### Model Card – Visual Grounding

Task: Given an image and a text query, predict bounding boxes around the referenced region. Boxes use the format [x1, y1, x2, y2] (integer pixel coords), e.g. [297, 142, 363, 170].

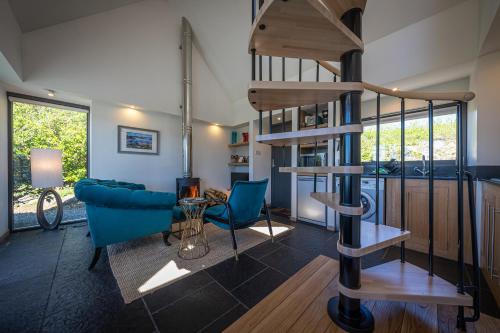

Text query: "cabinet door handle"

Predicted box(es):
[487, 204, 491, 272]
[492, 208, 499, 279]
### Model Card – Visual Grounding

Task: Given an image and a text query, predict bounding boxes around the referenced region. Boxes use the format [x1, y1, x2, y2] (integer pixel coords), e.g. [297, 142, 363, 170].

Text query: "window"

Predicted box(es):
[8, 95, 89, 230]
[361, 111, 457, 162]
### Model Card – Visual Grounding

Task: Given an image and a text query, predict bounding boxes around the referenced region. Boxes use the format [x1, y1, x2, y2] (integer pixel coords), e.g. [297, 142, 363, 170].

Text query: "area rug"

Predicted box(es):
[107, 220, 293, 303]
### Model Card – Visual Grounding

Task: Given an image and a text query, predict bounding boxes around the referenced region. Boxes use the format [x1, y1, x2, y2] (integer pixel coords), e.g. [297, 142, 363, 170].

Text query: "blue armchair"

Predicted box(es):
[74, 178, 176, 270]
[203, 179, 273, 260]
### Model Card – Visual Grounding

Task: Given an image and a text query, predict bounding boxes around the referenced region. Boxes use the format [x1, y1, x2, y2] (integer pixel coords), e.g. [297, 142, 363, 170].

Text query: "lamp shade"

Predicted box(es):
[30, 148, 63, 188]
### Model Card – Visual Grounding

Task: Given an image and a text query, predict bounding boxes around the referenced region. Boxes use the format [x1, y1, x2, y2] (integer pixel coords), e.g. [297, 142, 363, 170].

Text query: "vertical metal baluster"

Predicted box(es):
[313, 61, 319, 192]
[297, 59, 302, 168]
[400, 98, 406, 263]
[375, 93, 381, 225]
[252, 0, 263, 136]
[456, 101, 466, 329]
[282, 57, 286, 132]
[333, 74, 337, 194]
[428, 100, 434, 276]
[269, 56, 272, 134]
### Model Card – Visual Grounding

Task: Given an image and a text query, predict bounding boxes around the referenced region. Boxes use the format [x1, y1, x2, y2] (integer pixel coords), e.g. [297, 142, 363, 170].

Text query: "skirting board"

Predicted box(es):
[0, 230, 9, 244]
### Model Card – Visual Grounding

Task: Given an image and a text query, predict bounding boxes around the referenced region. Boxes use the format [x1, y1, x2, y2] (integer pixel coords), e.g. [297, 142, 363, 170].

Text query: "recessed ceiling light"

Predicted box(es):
[47, 89, 55, 97]
[392, 87, 399, 92]
[277, 117, 281, 120]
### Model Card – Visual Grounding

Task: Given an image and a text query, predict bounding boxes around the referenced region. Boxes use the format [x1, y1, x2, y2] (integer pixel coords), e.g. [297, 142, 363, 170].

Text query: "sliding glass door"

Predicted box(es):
[8, 94, 89, 231]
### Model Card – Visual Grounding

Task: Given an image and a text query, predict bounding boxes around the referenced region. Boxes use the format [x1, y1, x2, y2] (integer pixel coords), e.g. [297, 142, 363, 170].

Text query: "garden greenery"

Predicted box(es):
[12, 102, 87, 200]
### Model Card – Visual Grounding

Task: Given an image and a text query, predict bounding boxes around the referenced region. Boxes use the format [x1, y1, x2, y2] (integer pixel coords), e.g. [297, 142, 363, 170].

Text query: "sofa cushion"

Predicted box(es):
[172, 205, 186, 221]
[74, 178, 175, 209]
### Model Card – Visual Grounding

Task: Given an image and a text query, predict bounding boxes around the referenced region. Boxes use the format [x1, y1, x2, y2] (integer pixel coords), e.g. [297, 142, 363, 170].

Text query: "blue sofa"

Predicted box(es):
[74, 178, 176, 270]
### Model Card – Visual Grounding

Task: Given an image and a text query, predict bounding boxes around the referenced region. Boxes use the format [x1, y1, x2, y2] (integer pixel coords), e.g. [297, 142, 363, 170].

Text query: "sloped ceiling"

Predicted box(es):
[8, 0, 145, 33]
[170, 0, 469, 102]
[6, 0, 477, 121]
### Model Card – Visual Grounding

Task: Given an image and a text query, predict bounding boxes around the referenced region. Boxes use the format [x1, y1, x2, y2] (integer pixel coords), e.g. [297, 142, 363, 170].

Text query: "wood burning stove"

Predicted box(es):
[176, 177, 200, 201]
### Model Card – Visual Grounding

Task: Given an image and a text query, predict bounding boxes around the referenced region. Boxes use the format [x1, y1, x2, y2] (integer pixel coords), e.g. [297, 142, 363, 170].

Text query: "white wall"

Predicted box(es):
[21, 0, 233, 125]
[250, 120, 272, 203]
[0, 0, 23, 81]
[469, 50, 500, 165]
[363, 0, 478, 86]
[90, 101, 230, 193]
[0, 84, 9, 238]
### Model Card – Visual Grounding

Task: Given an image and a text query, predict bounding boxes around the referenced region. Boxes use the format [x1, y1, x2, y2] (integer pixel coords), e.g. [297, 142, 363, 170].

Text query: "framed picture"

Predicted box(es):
[118, 126, 159, 155]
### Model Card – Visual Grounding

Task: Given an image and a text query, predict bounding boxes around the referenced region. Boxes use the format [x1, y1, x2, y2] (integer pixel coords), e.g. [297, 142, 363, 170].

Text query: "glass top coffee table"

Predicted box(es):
[177, 197, 209, 259]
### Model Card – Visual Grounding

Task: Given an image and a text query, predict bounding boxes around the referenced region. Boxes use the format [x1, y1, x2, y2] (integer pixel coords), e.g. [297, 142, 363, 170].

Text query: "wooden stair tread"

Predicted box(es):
[337, 221, 411, 257]
[248, 81, 363, 111]
[311, 192, 363, 215]
[280, 166, 363, 174]
[256, 125, 362, 146]
[249, 0, 363, 61]
[339, 260, 473, 307]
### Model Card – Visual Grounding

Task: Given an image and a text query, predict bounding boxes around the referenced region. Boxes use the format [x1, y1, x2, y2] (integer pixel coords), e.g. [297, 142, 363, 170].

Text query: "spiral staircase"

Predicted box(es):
[244, 0, 479, 332]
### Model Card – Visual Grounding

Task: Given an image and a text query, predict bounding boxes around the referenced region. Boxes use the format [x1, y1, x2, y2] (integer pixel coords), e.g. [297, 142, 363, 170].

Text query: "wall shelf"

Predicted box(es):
[228, 162, 249, 167]
[228, 142, 249, 148]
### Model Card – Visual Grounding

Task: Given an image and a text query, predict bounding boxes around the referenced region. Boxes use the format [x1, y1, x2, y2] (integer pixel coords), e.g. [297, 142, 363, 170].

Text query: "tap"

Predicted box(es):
[414, 155, 430, 176]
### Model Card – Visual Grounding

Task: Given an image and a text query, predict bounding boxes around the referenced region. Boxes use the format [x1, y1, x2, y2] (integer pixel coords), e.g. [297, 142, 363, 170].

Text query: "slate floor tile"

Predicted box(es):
[45, 258, 118, 316]
[205, 253, 266, 290]
[42, 292, 154, 333]
[0, 274, 53, 333]
[260, 244, 314, 276]
[200, 304, 248, 333]
[231, 267, 287, 308]
[243, 239, 282, 259]
[144, 270, 214, 313]
[153, 281, 237, 333]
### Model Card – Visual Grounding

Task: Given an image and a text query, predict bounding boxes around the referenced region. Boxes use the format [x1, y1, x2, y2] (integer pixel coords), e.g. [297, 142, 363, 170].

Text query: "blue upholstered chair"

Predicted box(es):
[203, 179, 273, 260]
[74, 178, 176, 270]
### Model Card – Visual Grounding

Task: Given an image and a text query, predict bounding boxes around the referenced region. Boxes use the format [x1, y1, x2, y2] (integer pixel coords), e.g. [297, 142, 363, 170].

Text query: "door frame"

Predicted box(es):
[6, 92, 91, 232]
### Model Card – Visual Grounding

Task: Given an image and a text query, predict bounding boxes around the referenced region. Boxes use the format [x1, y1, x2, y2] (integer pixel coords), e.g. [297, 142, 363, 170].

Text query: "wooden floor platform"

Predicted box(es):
[225, 255, 500, 333]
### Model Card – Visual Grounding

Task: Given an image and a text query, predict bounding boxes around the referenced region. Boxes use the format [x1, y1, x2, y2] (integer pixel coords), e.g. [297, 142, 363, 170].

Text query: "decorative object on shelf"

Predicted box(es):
[231, 131, 238, 144]
[304, 115, 315, 126]
[118, 125, 159, 155]
[322, 110, 328, 120]
[30, 148, 64, 230]
[231, 154, 239, 163]
[242, 132, 249, 143]
[178, 197, 209, 259]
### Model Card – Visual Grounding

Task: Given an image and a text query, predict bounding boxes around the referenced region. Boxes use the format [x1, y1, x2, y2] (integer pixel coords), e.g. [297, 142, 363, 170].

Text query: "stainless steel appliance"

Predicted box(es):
[360, 178, 384, 223]
[298, 175, 327, 226]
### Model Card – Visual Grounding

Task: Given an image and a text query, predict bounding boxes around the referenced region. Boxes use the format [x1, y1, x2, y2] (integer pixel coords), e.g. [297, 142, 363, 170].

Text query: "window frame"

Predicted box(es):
[7, 92, 91, 232]
[360, 101, 466, 164]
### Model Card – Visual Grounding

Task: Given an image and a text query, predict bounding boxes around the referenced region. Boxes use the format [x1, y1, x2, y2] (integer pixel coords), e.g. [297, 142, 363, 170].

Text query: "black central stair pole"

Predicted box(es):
[328, 8, 374, 333]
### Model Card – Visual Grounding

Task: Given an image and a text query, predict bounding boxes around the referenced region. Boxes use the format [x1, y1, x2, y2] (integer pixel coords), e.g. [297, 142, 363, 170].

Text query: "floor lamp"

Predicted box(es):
[30, 148, 64, 230]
